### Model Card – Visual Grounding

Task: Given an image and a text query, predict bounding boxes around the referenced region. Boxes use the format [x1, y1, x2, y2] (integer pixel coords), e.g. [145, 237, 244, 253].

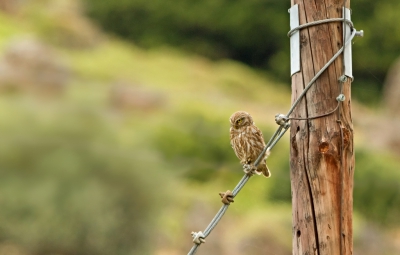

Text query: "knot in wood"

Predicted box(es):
[319, 142, 330, 154]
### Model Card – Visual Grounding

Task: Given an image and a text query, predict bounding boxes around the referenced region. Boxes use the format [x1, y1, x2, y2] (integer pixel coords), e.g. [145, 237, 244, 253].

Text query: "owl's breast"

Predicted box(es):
[230, 127, 248, 157]
[230, 127, 246, 141]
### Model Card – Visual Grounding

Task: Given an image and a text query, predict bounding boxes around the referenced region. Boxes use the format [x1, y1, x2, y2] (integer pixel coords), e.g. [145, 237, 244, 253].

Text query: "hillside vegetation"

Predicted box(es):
[83, 0, 400, 106]
[0, 1, 399, 254]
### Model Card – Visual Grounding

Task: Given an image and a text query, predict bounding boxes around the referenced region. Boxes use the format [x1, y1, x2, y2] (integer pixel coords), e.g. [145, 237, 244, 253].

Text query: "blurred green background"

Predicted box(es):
[0, 0, 399, 254]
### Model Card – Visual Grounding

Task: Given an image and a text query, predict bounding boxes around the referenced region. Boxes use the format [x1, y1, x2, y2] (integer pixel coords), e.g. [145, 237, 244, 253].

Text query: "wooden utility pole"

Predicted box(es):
[289, 0, 354, 255]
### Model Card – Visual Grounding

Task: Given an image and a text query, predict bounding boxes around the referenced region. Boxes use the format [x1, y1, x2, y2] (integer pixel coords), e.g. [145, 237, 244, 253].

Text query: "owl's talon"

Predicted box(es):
[243, 163, 256, 176]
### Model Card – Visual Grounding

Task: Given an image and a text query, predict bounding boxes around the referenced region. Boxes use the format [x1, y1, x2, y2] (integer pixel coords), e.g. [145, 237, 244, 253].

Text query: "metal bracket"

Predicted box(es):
[343, 7, 353, 79]
[191, 231, 205, 244]
[289, 4, 300, 76]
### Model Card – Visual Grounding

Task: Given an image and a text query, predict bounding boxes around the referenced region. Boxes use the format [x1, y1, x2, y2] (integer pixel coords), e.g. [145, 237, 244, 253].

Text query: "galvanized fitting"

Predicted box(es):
[338, 75, 348, 83]
[275, 114, 288, 126]
[191, 231, 206, 244]
[336, 94, 346, 102]
[355, 30, 364, 37]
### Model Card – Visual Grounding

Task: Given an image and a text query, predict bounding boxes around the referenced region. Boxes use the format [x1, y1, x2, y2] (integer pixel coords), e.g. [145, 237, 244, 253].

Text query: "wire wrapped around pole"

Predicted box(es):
[186, 13, 362, 255]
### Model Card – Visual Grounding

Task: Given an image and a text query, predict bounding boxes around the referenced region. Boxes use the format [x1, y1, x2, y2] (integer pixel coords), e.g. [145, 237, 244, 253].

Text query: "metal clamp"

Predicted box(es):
[289, 4, 300, 75]
[336, 94, 346, 102]
[191, 231, 206, 244]
[338, 75, 348, 83]
[275, 114, 288, 126]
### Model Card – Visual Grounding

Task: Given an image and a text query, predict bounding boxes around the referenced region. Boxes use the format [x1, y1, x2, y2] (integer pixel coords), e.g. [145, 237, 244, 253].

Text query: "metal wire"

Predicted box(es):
[187, 10, 359, 255]
[287, 18, 353, 37]
[286, 29, 356, 118]
[287, 101, 340, 121]
[187, 128, 291, 255]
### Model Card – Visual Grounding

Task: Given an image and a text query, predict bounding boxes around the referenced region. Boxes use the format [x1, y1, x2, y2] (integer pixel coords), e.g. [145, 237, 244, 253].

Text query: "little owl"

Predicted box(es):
[229, 111, 270, 177]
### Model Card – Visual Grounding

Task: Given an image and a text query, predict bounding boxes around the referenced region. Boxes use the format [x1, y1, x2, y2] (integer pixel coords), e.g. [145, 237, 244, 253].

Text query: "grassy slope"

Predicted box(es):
[59, 39, 400, 255]
[1, 5, 400, 254]
[0, 9, 294, 254]
[63, 38, 296, 255]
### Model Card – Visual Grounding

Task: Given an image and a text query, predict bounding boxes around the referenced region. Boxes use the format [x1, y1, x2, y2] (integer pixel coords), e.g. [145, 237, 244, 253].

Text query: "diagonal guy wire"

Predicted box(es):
[187, 124, 289, 255]
[286, 29, 356, 118]
[187, 15, 360, 255]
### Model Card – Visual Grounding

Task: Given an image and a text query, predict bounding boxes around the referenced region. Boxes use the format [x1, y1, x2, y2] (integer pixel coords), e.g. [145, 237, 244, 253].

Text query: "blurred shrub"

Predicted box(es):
[353, 149, 400, 227]
[267, 144, 291, 202]
[153, 110, 238, 181]
[22, 0, 101, 48]
[0, 101, 165, 254]
[0, 37, 70, 95]
[83, 0, 290, 79]
[83, 0, 400, 104]
[352, 0, 400, 101]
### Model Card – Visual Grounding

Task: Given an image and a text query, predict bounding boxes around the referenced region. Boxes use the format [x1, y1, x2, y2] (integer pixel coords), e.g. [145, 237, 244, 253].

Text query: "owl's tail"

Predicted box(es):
[257, 163, 271, 178]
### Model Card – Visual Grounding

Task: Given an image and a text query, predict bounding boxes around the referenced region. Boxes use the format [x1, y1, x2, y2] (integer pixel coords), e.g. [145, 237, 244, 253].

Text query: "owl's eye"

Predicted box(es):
[236, 118, 242, 124]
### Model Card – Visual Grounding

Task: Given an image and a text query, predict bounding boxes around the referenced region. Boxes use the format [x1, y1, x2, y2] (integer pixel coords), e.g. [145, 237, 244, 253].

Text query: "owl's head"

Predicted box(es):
[230, 111, 253, 129]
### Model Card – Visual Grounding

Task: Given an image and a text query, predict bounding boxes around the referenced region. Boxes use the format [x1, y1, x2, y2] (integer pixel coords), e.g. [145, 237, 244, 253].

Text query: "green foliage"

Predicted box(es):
[0, 99, 166, 254]
[83, 0, 400, 105]
[153, 109, 237, 181]
[354, 149, 400, 227]
[1, 3, 400, 251]
[83, 0, 290, 77]
[351, 0, 400, 104]
[267, 144, 291, 202]
[0, 13, 27, 49]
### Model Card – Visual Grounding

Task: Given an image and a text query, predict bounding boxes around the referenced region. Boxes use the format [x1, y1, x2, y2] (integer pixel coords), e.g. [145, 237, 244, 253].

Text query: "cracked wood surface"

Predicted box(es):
[290, 0, 354, 255]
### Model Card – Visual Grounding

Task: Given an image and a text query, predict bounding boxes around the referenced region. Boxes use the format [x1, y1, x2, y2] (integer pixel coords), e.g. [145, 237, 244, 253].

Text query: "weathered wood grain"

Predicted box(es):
[290, 0, 354, 254]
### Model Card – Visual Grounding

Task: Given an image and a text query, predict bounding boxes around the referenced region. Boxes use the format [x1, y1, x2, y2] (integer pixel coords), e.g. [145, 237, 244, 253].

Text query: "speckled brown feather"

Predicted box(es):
[229, 111, 270, 177]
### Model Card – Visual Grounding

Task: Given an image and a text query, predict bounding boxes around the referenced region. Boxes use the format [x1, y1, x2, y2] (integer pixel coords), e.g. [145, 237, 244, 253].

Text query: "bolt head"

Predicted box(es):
[355, 30, 364, 37]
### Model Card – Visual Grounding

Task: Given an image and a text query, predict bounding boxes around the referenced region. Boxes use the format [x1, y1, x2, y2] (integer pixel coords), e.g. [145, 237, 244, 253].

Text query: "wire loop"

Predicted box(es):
[287, 18, 353, 37]
[187, 8, 361, 255]
[191, 231, 206, 244]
